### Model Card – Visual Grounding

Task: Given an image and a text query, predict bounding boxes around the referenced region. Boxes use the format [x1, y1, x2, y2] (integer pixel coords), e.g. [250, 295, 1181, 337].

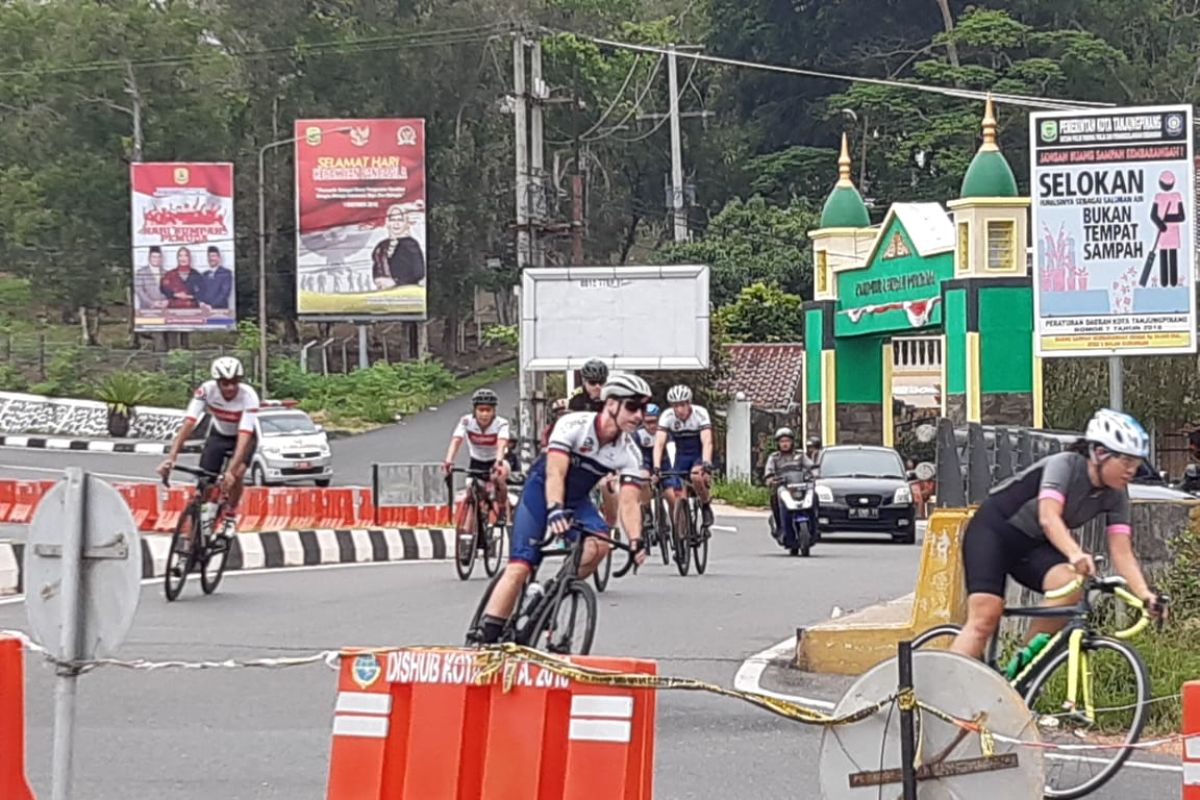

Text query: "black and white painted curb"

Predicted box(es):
[0, 434, 200, 455]
[0, 527, 454, 594]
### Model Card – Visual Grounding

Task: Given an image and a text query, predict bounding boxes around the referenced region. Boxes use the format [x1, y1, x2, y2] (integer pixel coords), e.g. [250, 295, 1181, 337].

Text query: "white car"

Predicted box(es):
[249, 408, 334, 487]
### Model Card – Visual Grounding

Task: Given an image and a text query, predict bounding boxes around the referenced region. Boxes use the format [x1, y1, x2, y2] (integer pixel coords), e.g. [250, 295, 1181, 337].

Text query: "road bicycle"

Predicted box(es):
[913, 572, 1166, 799]
[162, 465, 233, 601]
[465, 523, 637, 656]
[646, 478, 673, 565]
[659, 469, 710, 576]
[588, 483, 627, 594]
[445, 467, 508, 581]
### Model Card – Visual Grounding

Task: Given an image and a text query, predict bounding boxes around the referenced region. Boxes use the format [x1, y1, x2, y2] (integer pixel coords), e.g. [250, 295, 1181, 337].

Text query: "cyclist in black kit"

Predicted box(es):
[951, 409, 1163, 659]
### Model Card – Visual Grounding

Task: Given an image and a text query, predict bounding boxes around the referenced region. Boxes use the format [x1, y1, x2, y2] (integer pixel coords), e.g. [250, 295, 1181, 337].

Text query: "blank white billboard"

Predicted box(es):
[520, 265, 710, 371]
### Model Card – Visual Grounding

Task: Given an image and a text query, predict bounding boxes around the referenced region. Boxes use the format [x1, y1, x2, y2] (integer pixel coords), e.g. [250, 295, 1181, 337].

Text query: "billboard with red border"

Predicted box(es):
[130, 162, 236, 331]
[294, 119, 427, 319]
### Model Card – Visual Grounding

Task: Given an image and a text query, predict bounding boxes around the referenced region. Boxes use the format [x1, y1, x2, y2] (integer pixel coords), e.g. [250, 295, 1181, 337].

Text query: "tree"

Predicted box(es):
[659, 196, 817, 306]
[716, 282, 804, 343]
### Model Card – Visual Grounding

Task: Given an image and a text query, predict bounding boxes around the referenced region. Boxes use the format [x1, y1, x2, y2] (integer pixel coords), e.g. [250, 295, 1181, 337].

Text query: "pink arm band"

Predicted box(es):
[1106, 524, 1132, 536]
[1038, 489, 1066, 503]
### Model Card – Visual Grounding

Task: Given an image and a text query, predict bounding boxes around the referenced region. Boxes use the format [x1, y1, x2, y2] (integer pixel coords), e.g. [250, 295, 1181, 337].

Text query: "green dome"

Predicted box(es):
[961, 150, 1018, 198]
[820, 184, 871, 228]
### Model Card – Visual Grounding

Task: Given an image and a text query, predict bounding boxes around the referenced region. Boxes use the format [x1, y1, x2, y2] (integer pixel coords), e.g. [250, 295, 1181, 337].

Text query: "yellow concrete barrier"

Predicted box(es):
[795, 507, 974, 675]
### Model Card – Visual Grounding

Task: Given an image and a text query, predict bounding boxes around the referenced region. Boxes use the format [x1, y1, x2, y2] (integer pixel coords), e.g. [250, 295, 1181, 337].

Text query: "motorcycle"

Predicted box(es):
[769, 471, 818, 557]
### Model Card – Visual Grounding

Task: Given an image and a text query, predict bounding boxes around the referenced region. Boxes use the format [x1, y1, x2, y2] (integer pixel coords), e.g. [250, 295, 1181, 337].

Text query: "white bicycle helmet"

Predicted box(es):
[774, 427, 795, 442]
[666, 384, 693, 404]
[211, 356, 244, 381]
[600, 371, 652, 401]
[1085, 408, 1150, 458]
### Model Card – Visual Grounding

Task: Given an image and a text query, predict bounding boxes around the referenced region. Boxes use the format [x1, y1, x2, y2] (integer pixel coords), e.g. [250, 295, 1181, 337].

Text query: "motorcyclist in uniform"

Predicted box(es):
[764, 428, 816, 541]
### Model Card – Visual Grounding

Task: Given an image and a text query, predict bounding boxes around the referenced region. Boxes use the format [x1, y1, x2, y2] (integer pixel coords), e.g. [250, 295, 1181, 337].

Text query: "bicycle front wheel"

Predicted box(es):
[528, 579, 597, 655]
[592, 536, 613, 593]
[911, 624, 963, 650]
[671, 499, 691, 576]
[200, 532, 230, 595]
[1022, 635, 1150, 799]
[654, 493, 672, 565]
[693, 518, 709, 574]
[454, 498, 480, 581]
[483, 521, 505, 577]
[164, 507, 198, 601]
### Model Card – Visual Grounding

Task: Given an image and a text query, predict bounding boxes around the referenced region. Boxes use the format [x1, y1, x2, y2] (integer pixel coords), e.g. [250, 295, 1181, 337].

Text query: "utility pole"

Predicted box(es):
[125, 61, 144, 350]
[530, 40, 546, 269]
[667, 44, 687, 243]
[514, 34, 533, 466]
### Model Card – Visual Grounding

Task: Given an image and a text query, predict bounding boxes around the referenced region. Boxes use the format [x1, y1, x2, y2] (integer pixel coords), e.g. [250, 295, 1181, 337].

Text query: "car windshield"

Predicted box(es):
[259, 413, 318, 436]
[819, 449, 905, 479]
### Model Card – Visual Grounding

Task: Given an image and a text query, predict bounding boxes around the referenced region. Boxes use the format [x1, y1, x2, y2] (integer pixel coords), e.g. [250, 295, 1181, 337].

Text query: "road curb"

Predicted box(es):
[0, 527, 453, 595]
[0, 434, 201, 455]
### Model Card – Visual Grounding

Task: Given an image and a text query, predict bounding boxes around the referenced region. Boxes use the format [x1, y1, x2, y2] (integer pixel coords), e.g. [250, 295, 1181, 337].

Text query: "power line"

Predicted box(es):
[541, 27, 1115, 111]
[0, 23, 512, 79]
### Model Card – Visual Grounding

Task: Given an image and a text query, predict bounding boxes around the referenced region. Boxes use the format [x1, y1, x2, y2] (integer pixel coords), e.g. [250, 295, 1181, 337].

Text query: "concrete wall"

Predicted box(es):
[835, 403, 882, 444]
[0, 391, 186, 440]
[980, 392, 1033, 427]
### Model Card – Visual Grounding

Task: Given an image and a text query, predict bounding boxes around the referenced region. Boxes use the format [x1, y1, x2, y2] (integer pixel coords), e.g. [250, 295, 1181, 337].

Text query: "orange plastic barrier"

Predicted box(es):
[1186, 680, 1200, 799]
[238, 487, 268, 532]
[260, 488, 293, 532]
[320, 488, 356, 528]
[354, 488, 376, 527]
[116, 482, 159, 530]
[0, 637, 34, 800]
[326, 648, 655, 800]
[8, 480, 53, 524]
[292, 488, 320, 530]
[0, 480, 14, 523]
[154, 486, 192, 532]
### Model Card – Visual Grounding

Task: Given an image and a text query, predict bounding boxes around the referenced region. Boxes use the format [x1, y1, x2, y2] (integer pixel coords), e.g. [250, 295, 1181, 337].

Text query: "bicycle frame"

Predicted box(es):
[1002, 577, 1152, 722]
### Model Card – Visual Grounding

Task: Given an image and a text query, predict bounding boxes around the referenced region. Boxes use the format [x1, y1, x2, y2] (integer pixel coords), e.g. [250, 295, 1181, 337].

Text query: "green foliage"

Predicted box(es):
[1043, 357, 1200, 434]
[711, 478, 770, 508]
[236, 321, 262, 356]
[0, 364, 28, 392]
[482, 325, 518, 349]
[660, 197, 818, 306]
[29, 346, 89, 398]
[716, 282, 804, 343]
[93, 371, 154, 415]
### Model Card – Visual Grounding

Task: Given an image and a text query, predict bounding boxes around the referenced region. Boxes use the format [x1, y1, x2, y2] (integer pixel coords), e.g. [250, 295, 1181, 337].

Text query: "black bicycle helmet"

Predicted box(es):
[807, 436, 822, 449]
[580, 359, 609, 383]
[472, 388, 499, 407]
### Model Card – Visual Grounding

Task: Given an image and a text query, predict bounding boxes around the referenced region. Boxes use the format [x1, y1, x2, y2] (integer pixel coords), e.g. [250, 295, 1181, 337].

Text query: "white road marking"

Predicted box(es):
[710, 525, 738, 533]
[1047, 752, 1182, 774]
[0, 557, 446, 607]
[732, 634, 836, 710]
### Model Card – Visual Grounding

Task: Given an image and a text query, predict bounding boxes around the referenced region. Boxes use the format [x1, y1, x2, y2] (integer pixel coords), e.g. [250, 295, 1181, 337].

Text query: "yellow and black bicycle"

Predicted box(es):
[913, 573, 1167, 799]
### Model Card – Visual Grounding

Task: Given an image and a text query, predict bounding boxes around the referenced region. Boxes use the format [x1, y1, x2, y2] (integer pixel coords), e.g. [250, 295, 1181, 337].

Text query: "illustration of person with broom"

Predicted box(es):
[1139, 169, 1186, 287]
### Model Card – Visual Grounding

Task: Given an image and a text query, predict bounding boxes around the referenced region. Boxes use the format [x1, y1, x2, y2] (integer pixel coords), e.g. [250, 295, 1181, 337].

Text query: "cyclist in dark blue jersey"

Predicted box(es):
[475, 372, 652, 644]
[653, 384, 715, 530]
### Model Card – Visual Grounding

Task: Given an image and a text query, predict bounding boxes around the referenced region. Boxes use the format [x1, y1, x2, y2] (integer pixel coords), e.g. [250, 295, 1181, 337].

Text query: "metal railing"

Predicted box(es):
[933, 418, 1076, 507]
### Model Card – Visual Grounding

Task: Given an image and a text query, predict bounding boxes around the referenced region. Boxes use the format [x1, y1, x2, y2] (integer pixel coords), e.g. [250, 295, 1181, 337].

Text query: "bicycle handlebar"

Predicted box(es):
[162, 464, 221, 487]
[1044, 574, 1167, 639]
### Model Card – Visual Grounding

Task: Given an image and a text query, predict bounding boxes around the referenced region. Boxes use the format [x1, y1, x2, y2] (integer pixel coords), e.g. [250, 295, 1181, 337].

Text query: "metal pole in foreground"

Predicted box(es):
[667, 43, 687, 244]
[1108, 355, 1123, 411]
[897, 640, 918, 800]
[50, 468, 86, 800]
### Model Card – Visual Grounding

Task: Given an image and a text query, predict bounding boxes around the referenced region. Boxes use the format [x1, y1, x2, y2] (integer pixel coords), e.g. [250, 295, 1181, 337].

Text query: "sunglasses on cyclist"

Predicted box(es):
[621, 399, 648, 414]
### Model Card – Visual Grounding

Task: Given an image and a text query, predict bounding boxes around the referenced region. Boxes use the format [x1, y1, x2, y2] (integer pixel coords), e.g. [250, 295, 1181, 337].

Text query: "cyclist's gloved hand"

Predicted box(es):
[1144, 590, 1168, 620]
[441, 460, 453, 475]
[546, 504, 573, 538]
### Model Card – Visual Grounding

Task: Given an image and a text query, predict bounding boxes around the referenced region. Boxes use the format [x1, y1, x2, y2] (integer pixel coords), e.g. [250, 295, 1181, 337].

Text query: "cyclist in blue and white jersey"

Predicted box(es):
[653, 384, 715, 530]
[634, 403, 661, 507]
[474, 372, 651, 645]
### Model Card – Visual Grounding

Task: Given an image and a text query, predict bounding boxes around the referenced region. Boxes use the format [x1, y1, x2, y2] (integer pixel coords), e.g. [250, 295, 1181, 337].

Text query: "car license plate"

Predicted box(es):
[849, 508, 878, 519]
[296, 461, 312, 470]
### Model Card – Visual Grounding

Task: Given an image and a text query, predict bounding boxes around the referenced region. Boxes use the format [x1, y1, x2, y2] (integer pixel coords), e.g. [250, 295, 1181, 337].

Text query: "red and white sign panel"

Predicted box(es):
[294, 119, 427, 319]
[130, 163, 236, 331]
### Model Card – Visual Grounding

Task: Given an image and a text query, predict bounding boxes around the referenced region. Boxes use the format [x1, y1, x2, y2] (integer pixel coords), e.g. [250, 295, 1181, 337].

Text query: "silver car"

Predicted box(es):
[249, 408, 333, 487]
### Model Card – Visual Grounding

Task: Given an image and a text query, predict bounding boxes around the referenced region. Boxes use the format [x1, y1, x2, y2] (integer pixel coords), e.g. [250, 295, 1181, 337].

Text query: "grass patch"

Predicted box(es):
[711, 478, 770, 508]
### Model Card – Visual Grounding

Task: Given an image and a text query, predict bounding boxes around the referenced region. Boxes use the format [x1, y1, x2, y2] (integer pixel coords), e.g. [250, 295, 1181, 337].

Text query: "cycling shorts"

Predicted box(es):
[961, 506, 1067, 597]
[662, 452, 702, 490]
[199, 432, 257, 475]
[509, 471, 607, 567]
[469, 457, 498, 476]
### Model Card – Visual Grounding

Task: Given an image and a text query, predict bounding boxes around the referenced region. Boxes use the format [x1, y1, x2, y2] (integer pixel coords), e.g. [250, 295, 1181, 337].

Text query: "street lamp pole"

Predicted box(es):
[257, 126, 352, 399]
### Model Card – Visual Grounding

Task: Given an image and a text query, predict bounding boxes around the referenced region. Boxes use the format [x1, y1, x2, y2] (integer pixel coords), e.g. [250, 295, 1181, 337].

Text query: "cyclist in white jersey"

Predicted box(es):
[158, 357, 260, 539]
[473, 372, 650, 645]
[653, 384, 715, 529]
[442, 388, 512, 521]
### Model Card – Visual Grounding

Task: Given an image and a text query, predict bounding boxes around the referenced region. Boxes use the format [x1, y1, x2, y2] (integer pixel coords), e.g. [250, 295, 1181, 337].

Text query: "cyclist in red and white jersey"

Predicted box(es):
[443, 388, 512, 519]
[158, 357, 259, 539]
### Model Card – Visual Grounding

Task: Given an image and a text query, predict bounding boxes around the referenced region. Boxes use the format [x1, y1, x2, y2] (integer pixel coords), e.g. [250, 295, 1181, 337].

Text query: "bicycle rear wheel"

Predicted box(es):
[1022, 635, 1150, 799]
[164, 507, 198, 601]
[200, 531, 230, 595]
[465, 570, 504, 644]
[671, 498, 691, 576]
[528, 579, 597, 655]
[655, 493, 671, 565]
[454, 497, 480, 581]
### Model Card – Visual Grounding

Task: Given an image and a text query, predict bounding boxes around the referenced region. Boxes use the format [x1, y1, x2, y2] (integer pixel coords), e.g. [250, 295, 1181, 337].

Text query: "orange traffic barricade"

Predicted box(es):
[355, 488, 377, 527]
[0, 636, 34, 800]
[154, 486, 190, 532]
[238, 487, 268, 532]
[320, 488, 356, 529]
[8, 480, 51, 524]
[116, 482, 159, 531]
[1186, 680, 1200, 799]
[326, 647, 655, 800]
[293, 488, 321, 529]
[0, 480, 15, 523]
